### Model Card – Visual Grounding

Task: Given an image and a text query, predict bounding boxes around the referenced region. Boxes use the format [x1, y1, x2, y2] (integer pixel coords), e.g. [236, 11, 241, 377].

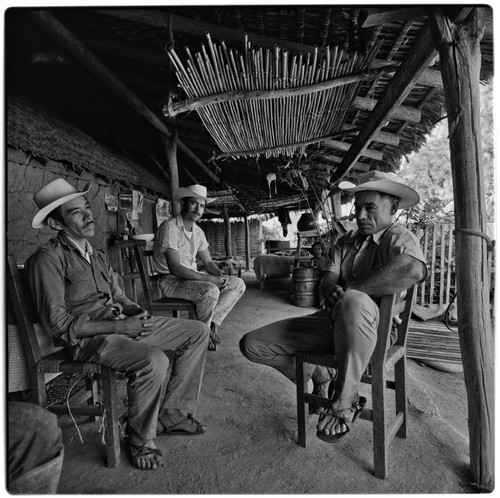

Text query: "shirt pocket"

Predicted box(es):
[66, 269, 91, 284]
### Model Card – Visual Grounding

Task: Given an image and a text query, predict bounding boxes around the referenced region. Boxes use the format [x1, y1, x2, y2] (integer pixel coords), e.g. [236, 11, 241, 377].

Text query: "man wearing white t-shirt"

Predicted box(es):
[153, 184, 246, 351]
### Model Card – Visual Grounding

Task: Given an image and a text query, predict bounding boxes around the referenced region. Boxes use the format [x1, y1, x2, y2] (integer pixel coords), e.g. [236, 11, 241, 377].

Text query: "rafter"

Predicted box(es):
[28, 9, 221, 184]
[336, 21, 438, 177]
[97, 9, 444, 91]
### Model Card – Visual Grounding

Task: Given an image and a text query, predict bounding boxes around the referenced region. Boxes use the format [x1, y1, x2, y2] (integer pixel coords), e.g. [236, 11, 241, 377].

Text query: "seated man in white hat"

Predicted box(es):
[153, 184, 246, 351]
[26, 178, 210, 471]
[240, 171, 427, 442]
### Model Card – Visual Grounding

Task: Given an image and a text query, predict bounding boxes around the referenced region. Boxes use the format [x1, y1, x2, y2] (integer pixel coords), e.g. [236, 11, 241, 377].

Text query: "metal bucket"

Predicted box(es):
[291, 267, 321, 307]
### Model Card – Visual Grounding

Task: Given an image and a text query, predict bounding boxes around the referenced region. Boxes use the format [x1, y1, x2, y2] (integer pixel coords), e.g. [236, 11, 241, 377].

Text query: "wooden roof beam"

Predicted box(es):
[97, 9, 443, 90]
[336, 21, 438, 178]
[28, 10, 221, 185]
[360, 7, 429, 28]
[323, 139, 384, 161]
[341, 125, 400, 146]
[353, 97, 421, 123]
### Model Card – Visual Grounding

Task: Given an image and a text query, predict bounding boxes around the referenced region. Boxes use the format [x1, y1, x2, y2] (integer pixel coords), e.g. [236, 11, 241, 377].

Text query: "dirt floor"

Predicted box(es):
[55, 271, 476, 494]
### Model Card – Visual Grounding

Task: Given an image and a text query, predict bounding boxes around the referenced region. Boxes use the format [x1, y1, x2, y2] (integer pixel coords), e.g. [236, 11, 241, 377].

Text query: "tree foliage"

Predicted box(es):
[398, 81, 494, 224]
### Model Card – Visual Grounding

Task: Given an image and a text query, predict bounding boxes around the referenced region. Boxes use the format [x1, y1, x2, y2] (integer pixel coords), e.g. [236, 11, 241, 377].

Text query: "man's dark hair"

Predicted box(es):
[46, 205, 64, 225]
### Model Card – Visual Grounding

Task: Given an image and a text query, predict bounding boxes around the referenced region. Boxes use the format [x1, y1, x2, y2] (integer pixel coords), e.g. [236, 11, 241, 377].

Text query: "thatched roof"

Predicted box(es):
[7, 96, 170, 197]
[5, 6, 493, 214]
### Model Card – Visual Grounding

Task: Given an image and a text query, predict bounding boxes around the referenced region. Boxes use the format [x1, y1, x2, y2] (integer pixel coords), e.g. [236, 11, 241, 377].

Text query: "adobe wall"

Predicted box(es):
[7, 147, 114, 263]
[7, 146, 265, 269]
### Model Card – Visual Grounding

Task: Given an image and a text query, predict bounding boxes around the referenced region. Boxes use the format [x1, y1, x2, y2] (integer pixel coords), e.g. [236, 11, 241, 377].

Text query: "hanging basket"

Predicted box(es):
[164, 34, 384, 159]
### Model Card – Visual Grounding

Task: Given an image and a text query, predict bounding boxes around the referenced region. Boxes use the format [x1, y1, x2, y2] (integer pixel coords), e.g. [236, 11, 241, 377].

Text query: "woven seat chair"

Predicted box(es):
[296, 285, 415, 479]
[7, 255, 121, 468]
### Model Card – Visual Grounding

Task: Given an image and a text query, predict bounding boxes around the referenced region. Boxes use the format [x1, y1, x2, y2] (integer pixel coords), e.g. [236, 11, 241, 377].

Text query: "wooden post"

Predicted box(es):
[222, 206, 232, 259]
[430, 9, 494, 491]
[164, 134, 180, 217]
[244, 213, 251, 270]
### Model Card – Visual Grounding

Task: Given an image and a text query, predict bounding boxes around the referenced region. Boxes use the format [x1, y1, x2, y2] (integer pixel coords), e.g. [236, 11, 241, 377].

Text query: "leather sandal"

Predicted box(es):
[316, 396, 367, 443]
[127, 441, 163, 471]
[208, 324, 221, 351]
[309, 368, 338, 415]
[157, 413, 207, 436]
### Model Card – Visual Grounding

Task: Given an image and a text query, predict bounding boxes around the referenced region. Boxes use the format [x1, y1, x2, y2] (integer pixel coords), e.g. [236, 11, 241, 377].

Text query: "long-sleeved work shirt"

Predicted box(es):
[25, 232, 137, 348]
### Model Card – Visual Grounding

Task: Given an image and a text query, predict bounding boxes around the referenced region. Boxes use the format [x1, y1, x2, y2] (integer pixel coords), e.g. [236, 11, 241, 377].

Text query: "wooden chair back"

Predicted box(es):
[6, 255, 121, 468]
[296, 285, 416, 479]
[111, 240, 195, 318]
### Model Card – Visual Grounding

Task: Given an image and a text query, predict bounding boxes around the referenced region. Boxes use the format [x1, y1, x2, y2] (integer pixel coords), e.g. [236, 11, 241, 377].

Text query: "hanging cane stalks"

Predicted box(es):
[165, 34, 373, 159]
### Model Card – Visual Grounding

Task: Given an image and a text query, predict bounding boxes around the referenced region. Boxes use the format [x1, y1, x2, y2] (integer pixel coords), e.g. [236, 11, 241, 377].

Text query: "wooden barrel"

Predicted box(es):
[291, 267, 321, 307]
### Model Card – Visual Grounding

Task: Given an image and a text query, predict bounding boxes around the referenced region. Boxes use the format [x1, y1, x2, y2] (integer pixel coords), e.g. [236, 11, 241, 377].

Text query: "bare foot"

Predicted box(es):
[316, 410, 351, 437]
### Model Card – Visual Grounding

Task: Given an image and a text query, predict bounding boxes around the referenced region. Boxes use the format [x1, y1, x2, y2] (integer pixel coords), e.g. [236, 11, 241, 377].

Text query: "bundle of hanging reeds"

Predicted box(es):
[165, 34, 375, 159]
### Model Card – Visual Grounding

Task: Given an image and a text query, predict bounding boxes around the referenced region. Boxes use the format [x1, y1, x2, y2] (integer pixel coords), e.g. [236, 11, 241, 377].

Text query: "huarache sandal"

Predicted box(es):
[208, 324, 221, 351]
[157, 413, 207, 436]
[316, 396, 367, 443]
[127, 441, 163, 471]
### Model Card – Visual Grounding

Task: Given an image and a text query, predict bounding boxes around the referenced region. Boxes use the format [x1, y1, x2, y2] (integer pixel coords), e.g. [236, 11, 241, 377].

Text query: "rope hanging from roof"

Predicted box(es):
[165, 34, 377, 159]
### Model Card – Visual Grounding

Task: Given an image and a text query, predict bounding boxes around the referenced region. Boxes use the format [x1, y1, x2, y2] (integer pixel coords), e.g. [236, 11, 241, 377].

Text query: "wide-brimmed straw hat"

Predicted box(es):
[338, 170, 419, 209]
[172, 184, 214, 204]
[32, 178, 90, 229]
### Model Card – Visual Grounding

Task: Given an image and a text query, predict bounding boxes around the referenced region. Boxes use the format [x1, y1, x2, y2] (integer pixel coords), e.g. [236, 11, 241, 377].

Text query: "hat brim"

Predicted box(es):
[339, 180, 419, 209]
[173, 187, 215, 204]
[32, 184, 90, 229]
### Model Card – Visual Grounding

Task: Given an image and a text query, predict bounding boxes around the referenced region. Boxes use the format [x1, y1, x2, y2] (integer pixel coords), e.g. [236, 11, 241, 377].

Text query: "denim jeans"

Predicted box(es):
[159, 274, 246, 326]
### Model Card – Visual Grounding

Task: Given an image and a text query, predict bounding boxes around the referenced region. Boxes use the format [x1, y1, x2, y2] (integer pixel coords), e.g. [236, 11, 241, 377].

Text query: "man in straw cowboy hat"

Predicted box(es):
[240, 171, 427, 443]
[153, 184, 246, 351]
[26, 178, 211, 471]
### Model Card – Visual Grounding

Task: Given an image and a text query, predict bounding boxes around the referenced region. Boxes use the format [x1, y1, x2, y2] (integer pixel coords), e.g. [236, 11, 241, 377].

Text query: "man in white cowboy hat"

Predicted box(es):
[240, 170, 427, 443]
[153, 184, 246, 351]
[26, 178, 211, 471]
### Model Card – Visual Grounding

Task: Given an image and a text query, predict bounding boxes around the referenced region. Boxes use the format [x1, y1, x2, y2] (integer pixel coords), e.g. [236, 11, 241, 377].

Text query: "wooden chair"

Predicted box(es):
[296, 285, 415, 479]
[6, 255, 122, 468]
[111, 240, 196, 319]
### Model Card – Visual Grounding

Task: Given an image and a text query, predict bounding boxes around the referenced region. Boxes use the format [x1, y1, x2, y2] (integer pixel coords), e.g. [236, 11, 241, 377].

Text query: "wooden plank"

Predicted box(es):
[361, 7, 429, 28]
[429, 224, 437, 305]
[352, 97, 422, 123]
[420, 225, 430, 305]
[323, 139, 384, 161]
[439, 225, 446, 305]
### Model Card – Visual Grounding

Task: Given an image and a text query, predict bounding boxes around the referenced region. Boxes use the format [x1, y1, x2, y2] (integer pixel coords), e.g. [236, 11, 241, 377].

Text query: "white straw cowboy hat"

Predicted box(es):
[172, 184, 215, 204]
[32, 178, 90, 229]
[338, 170, 420, 209]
